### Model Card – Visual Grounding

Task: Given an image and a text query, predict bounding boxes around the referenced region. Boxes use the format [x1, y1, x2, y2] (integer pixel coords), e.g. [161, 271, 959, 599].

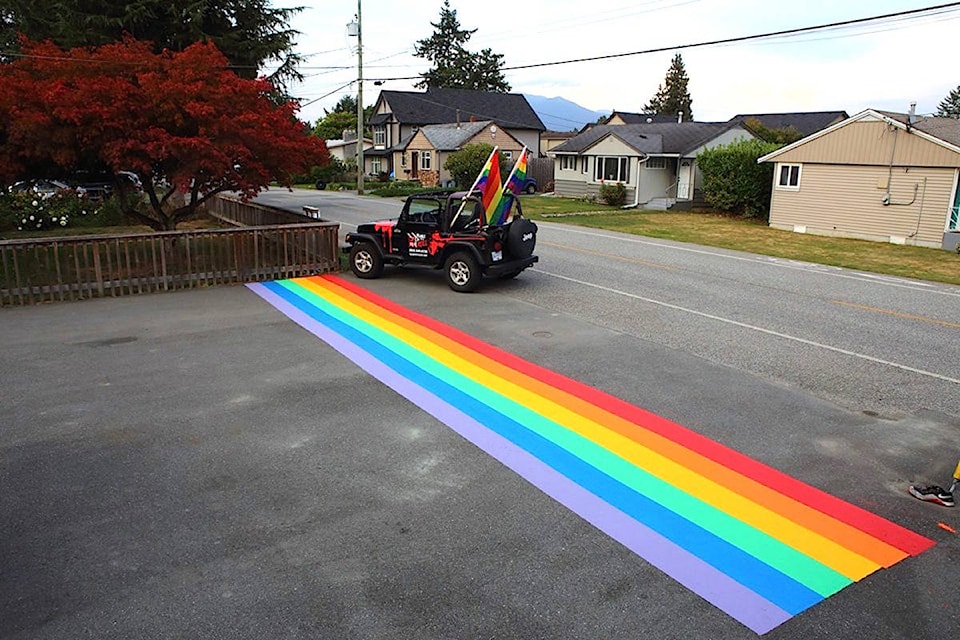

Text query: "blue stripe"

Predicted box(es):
[264, 280, 823, 615]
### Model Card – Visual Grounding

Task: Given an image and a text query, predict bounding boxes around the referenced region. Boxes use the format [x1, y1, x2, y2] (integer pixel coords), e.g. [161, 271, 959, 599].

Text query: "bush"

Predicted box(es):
[443, 143, 510, 190]
[0, 188, 132, 233]
[696, 138, 781, 219]
[599, 181, 627, 206]
[369, 184, 457, 198]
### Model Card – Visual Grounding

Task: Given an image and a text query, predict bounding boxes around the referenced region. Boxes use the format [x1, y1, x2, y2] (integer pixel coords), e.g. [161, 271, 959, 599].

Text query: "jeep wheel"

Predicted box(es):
[349, 242, 383, 279]
[444, 251, 481, 293]
[525, 183, 536, 195]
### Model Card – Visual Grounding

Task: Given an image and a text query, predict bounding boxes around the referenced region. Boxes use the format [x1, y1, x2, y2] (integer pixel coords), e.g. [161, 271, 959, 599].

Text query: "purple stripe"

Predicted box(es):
[248, 283, 793, 634]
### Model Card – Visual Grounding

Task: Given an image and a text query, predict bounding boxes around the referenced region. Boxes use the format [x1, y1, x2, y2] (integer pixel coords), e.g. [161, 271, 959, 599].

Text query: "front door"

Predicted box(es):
[677, 159, 694, 200]
[411, 151, 419, 179]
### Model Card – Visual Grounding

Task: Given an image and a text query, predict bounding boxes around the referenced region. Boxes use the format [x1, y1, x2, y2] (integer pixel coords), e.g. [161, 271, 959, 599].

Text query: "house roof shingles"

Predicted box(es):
[876, 111, 960, 149]
[419, 121, 496, 151]
[552, 122, 739, 156]
[377, 88, 545, 131]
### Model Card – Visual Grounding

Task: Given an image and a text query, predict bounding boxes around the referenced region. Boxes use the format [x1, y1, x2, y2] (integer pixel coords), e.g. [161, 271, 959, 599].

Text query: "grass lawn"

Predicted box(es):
[517, 197, 960, 286]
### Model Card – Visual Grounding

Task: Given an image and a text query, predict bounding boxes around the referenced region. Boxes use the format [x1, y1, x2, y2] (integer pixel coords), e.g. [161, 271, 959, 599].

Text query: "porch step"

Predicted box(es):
[644, 197, 674, 211]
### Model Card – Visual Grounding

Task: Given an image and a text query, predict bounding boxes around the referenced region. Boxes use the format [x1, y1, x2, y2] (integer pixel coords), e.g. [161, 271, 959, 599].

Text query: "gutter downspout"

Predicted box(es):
[624, 156, 650, 209]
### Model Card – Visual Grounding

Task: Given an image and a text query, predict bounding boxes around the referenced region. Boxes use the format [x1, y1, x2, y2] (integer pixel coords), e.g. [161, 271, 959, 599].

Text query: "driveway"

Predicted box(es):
[2, 206, 958, 638]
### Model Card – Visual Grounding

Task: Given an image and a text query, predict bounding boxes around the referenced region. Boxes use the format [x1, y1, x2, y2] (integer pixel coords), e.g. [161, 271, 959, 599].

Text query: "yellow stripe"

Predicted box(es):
[298, 277, 882, 579]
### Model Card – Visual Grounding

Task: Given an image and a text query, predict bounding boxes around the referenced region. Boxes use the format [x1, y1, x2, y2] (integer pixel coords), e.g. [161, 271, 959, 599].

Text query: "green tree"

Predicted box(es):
[443, 143, 509, 189]
[313, 111, 357, 140]
[937, 85, 960, 118]
[696, 138, 780, 219]
[0, 0, 302, 91]
[643, 53, 693, 121]
[743, 118, 804, 144]
[414, 0, 510, 92]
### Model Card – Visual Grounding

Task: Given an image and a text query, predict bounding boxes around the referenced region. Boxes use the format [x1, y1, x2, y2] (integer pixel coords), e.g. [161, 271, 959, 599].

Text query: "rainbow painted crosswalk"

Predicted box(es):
[248, 275, 933, 634]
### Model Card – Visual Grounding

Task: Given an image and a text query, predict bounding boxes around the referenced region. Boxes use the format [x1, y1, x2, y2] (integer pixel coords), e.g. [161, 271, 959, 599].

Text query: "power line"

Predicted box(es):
[367, 2, 960, 82]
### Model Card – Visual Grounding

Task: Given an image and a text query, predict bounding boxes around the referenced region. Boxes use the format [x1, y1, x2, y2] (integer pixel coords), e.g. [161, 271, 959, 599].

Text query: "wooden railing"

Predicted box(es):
[206, 193, 315, 226]
[0, 223, 339, 306]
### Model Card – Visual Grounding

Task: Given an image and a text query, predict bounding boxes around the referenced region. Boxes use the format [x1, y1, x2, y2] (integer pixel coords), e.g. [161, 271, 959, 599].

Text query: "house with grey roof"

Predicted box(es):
[730, 111, 848, 138]
[604, 111, 683, 125]
[367, 88, 544, 180]
[550, 121, 755, 208]
[759, 108, 960, 249]
[392, 120, 524, 187]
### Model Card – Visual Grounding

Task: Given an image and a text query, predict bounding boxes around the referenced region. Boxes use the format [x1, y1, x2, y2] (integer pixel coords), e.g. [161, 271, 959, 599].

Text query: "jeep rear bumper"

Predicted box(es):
[484, 255, 538, 276]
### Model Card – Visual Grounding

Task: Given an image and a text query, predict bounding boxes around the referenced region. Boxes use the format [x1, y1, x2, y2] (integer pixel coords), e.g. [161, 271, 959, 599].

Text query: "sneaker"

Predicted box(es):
[909, 484, 955, 507]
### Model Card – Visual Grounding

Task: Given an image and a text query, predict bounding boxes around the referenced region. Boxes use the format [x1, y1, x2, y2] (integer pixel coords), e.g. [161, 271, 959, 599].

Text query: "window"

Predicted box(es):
[421, 151, 432, 170]
[374, 126, 386, 146]
[503, 150, 513, 161]
[595, 156, 630, 183]
[560, 155, 577, 170]
[582, 157, 589, 174]
[777, 164, 801, 190]
[646, 157, 667, 170]
[400, 152, 408, 167]
[371, 157, 382, 174]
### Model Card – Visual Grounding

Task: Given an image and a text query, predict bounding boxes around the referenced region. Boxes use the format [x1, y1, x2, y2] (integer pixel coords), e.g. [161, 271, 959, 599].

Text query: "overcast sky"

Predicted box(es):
[273, 0, 960, 127]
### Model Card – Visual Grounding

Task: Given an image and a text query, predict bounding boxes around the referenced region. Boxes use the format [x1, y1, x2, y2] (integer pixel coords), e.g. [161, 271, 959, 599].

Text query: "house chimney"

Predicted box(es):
[908, 102, 917, 125]
[677, 111, 683, 123]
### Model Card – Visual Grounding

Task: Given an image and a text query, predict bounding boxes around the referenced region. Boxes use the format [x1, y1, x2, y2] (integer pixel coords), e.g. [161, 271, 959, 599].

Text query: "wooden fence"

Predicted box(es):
[206, 194, 318, 226]
[528, 157, 555, 192]
[0, 223, 340, 306]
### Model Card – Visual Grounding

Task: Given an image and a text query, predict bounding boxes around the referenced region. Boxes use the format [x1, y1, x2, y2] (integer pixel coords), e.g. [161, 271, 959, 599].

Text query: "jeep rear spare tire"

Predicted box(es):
[444, 251, 481, 293]
[506, 218, 537, 258]
[349, 242, 383, 279]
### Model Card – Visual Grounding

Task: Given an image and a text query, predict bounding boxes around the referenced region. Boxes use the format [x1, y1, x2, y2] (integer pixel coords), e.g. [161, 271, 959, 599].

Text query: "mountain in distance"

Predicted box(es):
[524, 94, 610, 132]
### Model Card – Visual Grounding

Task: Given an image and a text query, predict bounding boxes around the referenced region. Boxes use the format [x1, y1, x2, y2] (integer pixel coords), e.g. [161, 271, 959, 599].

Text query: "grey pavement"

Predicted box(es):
[2, 276, 958, 639]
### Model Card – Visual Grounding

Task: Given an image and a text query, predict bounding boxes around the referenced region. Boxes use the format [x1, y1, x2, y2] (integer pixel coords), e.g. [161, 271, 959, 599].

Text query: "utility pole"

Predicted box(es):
[355, 0, 364, 195]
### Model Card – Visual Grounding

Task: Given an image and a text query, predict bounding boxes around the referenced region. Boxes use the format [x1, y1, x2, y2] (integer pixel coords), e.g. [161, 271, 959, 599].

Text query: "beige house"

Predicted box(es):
[367, 88, 544, 180]
[325, 134, 373, 164]
[393, 121, 523, 187]
[759, 109, 960, 249]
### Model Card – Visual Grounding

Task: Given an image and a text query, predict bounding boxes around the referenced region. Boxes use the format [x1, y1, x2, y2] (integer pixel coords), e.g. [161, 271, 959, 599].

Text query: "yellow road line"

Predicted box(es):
[540, 241, 678, 271]
[831, 300, 960, 329]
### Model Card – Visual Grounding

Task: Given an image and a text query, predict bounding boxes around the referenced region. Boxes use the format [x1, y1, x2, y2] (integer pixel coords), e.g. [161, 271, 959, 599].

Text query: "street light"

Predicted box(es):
[347, 2, 363, 195]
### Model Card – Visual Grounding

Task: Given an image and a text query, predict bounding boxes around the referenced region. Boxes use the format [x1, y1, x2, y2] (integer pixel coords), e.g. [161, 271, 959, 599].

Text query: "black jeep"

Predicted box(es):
[343, 190, 538, 292]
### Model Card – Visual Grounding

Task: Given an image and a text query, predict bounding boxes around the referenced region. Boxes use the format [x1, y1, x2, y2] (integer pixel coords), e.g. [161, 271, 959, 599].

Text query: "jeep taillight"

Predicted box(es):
[493, 241, 502, 251]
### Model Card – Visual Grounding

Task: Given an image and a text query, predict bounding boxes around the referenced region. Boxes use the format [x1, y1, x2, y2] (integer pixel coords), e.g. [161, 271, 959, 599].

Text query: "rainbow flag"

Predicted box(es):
[474, 149, 504, 227]
[487, 147, 528, 226]
[249, 275, 934, 635]
[504, 146, 529, 197]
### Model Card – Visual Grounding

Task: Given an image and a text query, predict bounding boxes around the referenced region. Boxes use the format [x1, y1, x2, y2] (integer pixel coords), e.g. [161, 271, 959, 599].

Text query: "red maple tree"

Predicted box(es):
[0, 38, 329, 230]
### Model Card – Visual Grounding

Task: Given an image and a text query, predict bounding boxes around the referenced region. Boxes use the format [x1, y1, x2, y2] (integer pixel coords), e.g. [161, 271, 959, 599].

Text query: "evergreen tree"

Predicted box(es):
[414, 0, 510, 92]
[0, 0, 302, 91]
[937, 85, 960, 118]
[643, 53, 694, 121]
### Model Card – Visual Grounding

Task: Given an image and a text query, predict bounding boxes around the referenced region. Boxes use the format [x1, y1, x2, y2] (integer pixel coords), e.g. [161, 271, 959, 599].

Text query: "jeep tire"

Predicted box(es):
[444, 251, 481, 293]
[349, 242, 383, 279]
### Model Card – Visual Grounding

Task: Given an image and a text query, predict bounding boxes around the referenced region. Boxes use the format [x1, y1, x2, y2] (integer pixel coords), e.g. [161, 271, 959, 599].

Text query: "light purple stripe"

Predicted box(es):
[248, 283, 793, 634]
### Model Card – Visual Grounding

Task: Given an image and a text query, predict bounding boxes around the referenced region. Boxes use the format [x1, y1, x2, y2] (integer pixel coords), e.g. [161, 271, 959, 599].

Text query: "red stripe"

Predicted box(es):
[321, 275, 935, 556]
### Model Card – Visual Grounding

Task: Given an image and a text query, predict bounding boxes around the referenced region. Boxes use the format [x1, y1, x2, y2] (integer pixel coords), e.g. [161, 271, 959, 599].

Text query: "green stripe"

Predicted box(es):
[281, 280, 851, 596]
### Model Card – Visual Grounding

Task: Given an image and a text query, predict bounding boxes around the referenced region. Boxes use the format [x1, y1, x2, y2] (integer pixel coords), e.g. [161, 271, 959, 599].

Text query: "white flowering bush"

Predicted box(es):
[0, 187, 127, 233]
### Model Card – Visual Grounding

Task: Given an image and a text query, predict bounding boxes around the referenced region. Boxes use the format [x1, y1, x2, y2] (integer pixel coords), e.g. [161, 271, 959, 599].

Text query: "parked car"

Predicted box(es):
[9, 179, 82, 199]
[343, 189, 538, 292]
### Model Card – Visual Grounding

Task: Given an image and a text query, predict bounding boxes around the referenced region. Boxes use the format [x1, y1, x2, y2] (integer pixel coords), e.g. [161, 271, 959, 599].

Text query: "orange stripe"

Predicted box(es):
[315, 276, 907, 567]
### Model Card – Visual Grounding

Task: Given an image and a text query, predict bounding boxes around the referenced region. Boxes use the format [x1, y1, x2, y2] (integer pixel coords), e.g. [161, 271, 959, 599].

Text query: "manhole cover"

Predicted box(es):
[532, 331, 553, 339]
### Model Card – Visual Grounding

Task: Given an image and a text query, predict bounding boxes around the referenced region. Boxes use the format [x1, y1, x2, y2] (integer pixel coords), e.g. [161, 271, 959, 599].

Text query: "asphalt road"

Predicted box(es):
[2, 188, 958, 639]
